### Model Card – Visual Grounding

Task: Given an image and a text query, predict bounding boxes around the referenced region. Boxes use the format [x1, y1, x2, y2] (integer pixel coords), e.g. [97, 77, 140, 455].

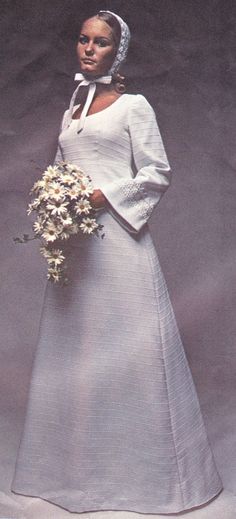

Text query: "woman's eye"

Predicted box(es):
[96, 39, 109, 47]
[79, 36, 88, 45]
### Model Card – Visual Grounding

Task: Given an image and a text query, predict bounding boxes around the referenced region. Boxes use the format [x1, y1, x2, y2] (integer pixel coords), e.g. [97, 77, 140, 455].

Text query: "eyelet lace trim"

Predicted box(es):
[99, 11, 131, 74]
[120, 181, 154, 220]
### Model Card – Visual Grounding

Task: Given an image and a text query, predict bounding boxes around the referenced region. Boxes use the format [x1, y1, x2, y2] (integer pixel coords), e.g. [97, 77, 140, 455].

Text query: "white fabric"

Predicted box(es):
[64, 73, 112, 133]
[74, 73, 112, 83]
[11, 93, 223, 514]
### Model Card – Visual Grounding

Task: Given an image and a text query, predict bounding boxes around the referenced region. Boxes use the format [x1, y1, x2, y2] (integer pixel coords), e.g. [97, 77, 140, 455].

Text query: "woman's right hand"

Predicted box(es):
[89, 189, 107, 210]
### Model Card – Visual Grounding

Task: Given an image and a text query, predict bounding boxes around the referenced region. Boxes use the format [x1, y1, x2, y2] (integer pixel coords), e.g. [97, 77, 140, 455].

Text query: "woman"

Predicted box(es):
[11, 10, 223, 514]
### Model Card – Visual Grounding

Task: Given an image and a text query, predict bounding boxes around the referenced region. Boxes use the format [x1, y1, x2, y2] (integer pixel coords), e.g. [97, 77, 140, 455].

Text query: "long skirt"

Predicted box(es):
[11, 210, 222, 514]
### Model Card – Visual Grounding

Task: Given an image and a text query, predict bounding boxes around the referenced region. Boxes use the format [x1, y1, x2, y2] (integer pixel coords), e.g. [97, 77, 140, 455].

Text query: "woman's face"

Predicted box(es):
[77, 17, 117, 77]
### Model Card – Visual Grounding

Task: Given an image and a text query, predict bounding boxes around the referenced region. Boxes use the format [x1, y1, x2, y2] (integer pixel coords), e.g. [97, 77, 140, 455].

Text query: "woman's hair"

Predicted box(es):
[97, 11, 126, 93]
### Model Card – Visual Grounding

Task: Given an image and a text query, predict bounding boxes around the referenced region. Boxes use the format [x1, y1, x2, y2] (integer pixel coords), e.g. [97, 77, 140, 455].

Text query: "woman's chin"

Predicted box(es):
[80, 64, 108, 78]
[81, 63, 96, 73]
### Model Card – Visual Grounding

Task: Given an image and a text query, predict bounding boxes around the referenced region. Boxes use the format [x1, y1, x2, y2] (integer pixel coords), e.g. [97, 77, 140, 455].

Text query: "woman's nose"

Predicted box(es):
[85, 43, 94, 56]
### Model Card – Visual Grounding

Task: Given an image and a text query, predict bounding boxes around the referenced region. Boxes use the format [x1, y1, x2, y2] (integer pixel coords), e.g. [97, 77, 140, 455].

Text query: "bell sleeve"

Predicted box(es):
[101, 94, 172, 234]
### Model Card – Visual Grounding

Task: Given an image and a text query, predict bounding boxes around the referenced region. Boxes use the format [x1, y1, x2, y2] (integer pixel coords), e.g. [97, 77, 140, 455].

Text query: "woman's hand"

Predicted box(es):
[89, 189, 107, 210]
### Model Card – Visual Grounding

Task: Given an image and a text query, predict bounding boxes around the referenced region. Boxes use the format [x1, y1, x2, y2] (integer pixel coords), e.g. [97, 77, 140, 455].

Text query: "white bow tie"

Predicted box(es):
[65, 73, 112, 133]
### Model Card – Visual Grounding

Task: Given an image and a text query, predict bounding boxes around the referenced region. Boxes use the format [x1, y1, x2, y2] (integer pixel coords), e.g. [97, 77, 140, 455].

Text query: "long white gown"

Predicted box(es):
[11, 93, 223, 514]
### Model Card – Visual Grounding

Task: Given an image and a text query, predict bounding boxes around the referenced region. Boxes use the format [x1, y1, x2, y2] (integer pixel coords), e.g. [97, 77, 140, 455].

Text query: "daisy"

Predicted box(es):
[37, 192, 50, 203]
[38, 193, 50, 203]
[47, 267, 62, 282]
[80, 218, 98, 234]
[31, 177, 50, 193]
[46, 200, 69, 216]
[29, 180, 43, 195]
[65, 222, 79, 235]
[28, 197, 43, 211]
[33, 220, 43, 234]
[60, 173, 76, 186]
[27, 203, 34, 215]
[42, 222, 59, 242]
[59, 213, 73, 227]
[66, 185, 81, 200]
[64, 163, 81, 174]
[39, 246, 52, 259]
[77, 181, 94, 197]
[71, 169, 85, 180]
[59, 230, 71, 240]
[48, 181, 67, 201]
[45, 249, 65, 266]
[37, 208, 48, 221]
[43, 165, 59, 180]
[74, 199, 91, 215]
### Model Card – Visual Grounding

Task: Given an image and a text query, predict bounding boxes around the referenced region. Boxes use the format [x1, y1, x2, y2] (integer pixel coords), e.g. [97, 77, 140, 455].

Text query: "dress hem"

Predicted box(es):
[11, 484, 223, 515]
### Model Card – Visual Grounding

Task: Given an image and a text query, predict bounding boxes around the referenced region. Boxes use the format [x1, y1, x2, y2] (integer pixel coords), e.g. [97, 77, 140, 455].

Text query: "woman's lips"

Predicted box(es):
[82, 59, 96, 64]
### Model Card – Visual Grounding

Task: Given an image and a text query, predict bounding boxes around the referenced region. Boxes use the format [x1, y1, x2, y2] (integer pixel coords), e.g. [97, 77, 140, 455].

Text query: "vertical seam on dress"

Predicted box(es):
[142, 230, 186, 508]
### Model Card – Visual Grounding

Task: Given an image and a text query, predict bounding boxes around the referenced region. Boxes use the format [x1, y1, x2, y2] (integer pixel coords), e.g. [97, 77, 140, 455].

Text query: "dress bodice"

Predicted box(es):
[59, 94, 134, 184]
[55, 93, 172, 234]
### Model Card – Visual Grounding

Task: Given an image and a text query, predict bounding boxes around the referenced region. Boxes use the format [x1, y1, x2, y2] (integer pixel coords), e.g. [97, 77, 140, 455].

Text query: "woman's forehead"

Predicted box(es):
[80, 17, 113, 38]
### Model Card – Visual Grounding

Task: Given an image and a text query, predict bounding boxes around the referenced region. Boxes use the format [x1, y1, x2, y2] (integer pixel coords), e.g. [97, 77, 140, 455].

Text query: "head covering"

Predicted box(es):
[62, 10, 131, 134]
[100, 10, 131, 75]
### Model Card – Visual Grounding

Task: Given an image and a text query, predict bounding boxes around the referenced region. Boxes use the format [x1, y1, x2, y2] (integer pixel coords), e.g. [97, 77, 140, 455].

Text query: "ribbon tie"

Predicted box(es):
[64, 73, 112, 134]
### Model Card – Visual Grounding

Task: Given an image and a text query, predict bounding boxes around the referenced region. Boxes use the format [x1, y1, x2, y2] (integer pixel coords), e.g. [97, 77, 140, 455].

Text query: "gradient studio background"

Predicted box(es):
[1, 0, 236, 515]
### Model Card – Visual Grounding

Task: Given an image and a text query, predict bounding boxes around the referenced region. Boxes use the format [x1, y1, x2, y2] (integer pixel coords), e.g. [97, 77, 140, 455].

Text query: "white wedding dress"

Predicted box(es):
[11, 93, 223, 514]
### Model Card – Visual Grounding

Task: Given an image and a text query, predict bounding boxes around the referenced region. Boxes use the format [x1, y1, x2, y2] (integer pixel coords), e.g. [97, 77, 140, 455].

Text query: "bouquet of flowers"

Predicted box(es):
[14, 162, 104, 284]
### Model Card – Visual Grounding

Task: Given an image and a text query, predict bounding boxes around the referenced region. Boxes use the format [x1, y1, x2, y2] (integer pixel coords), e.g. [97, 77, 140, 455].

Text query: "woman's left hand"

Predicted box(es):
[89, 189, 107, 209]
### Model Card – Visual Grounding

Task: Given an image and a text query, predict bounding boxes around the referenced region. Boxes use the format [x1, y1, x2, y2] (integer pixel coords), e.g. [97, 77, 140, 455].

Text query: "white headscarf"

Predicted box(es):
[99, 10, 131, 74]
[63, 10, 131, 133]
